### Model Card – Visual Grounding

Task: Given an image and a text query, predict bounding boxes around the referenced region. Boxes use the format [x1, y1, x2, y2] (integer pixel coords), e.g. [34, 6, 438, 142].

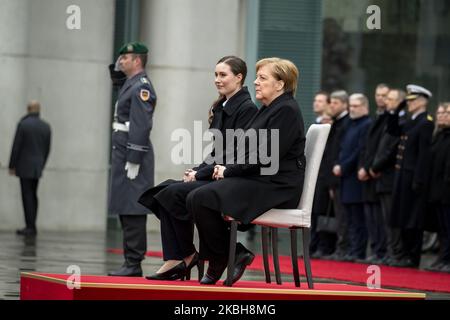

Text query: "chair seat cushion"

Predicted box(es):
[251, 208, 311, 228]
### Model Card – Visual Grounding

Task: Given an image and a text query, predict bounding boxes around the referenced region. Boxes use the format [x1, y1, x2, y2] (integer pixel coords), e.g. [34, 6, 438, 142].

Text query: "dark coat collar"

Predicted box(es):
[412, 111, 427, 122]
[215, 86, 252, 116]
[264, 91, 293, 108]
[351, 115, 370, 123]
[22, 112, 40, 120]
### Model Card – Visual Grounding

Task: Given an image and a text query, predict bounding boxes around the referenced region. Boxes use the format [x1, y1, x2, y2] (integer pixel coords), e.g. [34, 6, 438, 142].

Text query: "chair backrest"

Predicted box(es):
[297, 124, 331, 216]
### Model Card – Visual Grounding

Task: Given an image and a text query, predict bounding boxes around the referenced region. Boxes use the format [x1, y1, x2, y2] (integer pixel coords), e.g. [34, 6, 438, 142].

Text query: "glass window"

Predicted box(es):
[322, 0, 450, 111]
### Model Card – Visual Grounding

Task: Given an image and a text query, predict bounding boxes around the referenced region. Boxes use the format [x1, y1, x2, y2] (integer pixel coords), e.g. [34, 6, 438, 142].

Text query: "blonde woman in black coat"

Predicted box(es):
[187, 58, 306, 285]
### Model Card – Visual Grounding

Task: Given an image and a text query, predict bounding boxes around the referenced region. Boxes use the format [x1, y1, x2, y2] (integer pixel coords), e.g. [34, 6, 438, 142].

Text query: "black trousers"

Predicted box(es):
[153, 180, 210, 260]
[437, 205, 450, 262]
[364, 202, 387, 258]
[20, 178, 39, 230]
[158, 203, 196, 260]
[310, 210, 320, 253]
[344, 203, 367, 259]
[187, 190, 229, 262]
[333, 188, 349, 255]
[379, 193, 403, 259]
[119, 215, 147, 266]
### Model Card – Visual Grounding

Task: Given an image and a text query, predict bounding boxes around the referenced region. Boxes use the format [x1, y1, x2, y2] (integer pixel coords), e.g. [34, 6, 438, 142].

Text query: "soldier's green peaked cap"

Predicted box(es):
[119, 42, 149, 55]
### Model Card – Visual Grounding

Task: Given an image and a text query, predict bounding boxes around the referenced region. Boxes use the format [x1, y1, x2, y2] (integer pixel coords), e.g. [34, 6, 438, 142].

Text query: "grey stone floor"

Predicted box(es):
[1, 228, 449, 300]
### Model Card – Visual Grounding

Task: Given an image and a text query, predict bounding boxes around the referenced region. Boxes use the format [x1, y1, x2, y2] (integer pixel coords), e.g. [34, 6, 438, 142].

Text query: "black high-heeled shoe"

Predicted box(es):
[200, 259, 228, 285]
[145, 261, 187, 281]
[185, 252, 204, 280]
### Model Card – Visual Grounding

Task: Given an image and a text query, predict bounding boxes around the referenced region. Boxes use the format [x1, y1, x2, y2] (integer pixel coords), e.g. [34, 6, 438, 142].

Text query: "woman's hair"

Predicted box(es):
[208, 56, 247, 124]
[434, 102, 450, 135]
[255, 57, 299, 96]
[217, 55, 247, 85]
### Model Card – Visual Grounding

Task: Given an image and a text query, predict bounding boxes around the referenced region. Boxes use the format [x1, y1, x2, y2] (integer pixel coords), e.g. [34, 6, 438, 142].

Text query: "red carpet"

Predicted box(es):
[108, 249, 450, 293]
[20, 272, 425, 300]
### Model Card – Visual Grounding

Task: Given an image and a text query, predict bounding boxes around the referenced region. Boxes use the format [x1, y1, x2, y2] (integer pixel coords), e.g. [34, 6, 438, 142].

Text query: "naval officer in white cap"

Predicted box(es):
[388, 84, 434, 268]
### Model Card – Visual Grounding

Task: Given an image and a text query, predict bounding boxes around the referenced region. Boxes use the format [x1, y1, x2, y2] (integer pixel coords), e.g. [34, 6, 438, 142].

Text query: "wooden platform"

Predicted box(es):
[20, 272, 426, 300]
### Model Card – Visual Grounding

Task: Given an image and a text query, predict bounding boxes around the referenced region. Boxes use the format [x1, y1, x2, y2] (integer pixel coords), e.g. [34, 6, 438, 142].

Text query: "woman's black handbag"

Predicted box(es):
[316, 200, 338, 233]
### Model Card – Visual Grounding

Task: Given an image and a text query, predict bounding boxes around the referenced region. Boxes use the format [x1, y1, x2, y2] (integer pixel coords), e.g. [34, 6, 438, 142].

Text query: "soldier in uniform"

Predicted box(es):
[107, 42, 157, 277]
[388, 84, 434, 268]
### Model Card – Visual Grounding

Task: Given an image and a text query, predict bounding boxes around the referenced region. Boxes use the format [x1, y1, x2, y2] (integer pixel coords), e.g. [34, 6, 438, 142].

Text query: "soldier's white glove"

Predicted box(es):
[125, 162, 140, 180]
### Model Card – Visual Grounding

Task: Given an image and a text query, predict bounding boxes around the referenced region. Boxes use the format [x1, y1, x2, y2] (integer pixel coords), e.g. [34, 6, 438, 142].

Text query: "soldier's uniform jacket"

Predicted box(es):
[394, 112, 433, 187]
[108, 71, 157, 216]
[389, 111, 434, 228]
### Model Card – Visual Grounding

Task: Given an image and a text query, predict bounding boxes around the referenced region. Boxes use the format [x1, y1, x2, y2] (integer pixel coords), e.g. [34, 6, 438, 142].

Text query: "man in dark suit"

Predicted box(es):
[388, 84, 434, 268]
[357, 84, 389, 264]
[9, 100, 51, 236]
[370, 88, 406, 265]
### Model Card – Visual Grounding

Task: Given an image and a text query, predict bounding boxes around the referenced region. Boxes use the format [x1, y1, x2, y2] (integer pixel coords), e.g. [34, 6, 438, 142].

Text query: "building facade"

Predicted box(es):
[0, 0, 448, 231]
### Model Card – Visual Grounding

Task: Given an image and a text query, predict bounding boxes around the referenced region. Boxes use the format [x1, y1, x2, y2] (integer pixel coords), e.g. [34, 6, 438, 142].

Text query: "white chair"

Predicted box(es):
[224, 124, 331, 288]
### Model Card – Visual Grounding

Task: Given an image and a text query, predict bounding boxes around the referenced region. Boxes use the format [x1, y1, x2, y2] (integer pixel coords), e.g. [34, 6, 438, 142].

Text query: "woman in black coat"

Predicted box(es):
[138, 56, 257, 280]
[187, 57, 306, 285]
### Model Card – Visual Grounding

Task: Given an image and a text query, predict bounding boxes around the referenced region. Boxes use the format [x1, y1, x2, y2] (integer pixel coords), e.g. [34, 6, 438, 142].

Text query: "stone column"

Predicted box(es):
[0, 0, 116, 231]
[0, 0, 32, 229]
[139, 0, 246, 230]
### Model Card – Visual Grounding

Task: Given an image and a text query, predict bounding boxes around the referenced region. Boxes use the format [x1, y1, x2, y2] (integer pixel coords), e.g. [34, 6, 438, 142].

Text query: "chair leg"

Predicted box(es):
[198, 259, 205, 281]
[271, 227, 282, 285]
[290, 229, 301, 287]
[261, 226, 271, 283]
[302, 228, 314, 289]
[225, 220, 238, 287]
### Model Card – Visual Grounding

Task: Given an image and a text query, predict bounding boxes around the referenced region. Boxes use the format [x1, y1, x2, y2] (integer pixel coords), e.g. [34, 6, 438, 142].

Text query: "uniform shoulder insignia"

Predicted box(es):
[140, 89, 150, 102]
[140, 77, 149, 84]
[427, 115, 433, 122]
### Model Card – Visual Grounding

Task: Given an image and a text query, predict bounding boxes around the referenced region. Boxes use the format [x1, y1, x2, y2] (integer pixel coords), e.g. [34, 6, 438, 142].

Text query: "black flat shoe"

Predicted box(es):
[225, 243, 255, 285]
[200, 260, 227, 285]
[146, 261, 187, 281]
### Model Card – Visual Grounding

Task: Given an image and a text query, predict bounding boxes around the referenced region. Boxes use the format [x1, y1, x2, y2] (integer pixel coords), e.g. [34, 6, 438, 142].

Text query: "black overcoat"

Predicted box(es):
[325, 112, 350, 189]
[312, 113, 349, 214]
[360, 112, 388, 202]
[189, 92, 306, 225]
[371, 131, 400, 194]
[138, 87, 257, 220]
[427, 128, 450, 205]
